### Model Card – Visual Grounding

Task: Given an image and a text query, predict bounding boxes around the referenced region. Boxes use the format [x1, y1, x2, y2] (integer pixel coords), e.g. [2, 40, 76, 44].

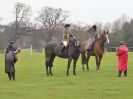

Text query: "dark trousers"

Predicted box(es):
[8, 72, 15, 80]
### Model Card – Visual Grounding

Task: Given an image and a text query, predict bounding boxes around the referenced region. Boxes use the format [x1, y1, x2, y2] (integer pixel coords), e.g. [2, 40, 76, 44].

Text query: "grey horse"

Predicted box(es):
[45, 39, 80, 76]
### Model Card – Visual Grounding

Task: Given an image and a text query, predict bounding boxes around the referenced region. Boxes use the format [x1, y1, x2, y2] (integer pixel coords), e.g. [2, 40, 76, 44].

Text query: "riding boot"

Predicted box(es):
[87, 48, 91, 53]
[118, 71, 122, 77]
[8, 72, 11, 80]
[124, 71, 127, 77]
[59, 45, 65, 55]
[87, 49, 91, 52]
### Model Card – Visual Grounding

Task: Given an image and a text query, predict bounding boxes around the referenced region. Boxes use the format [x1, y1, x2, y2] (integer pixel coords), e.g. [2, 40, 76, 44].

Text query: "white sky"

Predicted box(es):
[0, 0, 133, 25]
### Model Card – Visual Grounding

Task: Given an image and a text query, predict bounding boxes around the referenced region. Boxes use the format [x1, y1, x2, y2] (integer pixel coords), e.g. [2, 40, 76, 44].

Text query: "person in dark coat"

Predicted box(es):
[5, 41, 21, 80]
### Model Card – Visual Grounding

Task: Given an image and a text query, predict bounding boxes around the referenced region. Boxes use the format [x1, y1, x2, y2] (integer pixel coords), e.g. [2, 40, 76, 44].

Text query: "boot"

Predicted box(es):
[118, 71, 122, 77]
[124, 71, 127, 77]
[87, 49, 91, 52]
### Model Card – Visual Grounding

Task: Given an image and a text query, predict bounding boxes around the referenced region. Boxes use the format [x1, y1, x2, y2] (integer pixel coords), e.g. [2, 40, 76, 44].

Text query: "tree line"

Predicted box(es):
[0, 2, 133, 51]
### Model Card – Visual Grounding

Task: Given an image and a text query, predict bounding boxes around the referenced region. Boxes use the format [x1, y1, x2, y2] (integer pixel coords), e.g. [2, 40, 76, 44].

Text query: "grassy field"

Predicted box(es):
[0, 51, 133, 99]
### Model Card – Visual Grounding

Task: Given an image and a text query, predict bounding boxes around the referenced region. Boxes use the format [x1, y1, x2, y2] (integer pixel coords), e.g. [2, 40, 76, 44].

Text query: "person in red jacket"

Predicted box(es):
[116, 41, 128, 77]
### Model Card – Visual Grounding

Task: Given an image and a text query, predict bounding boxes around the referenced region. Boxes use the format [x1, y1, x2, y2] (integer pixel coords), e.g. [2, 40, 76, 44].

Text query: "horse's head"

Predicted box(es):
[69, 39, 80, 47]
[69, 34, 80, 47]
[101, 31, 110, 44]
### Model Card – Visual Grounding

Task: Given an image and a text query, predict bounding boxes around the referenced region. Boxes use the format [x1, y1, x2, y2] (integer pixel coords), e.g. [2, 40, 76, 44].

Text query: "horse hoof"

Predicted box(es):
[96, 70, 100, 72]
[73, 73, 76, 76]
[66, 74, 69, 76]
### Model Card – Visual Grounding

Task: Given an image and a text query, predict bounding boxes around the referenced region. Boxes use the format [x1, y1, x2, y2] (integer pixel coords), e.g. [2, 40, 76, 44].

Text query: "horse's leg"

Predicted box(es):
[73, 58, 78, 75]
[82, 64, 84, 70]
[45, 56, 51, 76]
[95, 55, 99, 71]
[86, 54, 91, 71]
[46, 65, 49, 76]
[49, 67, 53, 75]
[81, 52, 85, 70]
[66, 58, 72, 76]
[98, 54, 103, 70]
[49, 55, 56, 75]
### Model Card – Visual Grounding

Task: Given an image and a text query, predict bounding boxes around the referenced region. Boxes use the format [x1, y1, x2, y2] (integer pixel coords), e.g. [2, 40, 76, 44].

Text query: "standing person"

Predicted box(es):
[85, 25, 98, 52]
[116, 41, 128, 77]
[5, 41, 21, 80]
[59, 24, 71, 55]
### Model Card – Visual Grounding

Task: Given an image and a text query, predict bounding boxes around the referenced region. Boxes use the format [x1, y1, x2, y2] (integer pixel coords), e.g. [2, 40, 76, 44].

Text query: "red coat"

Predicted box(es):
[116, 45, 128, 71]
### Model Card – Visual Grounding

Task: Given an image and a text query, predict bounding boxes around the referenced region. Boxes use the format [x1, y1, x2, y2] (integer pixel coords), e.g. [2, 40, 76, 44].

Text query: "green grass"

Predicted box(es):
[0, 51, 133, 99]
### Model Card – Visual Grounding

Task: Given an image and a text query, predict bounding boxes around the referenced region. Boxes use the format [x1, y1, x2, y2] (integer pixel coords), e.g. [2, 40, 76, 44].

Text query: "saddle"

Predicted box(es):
[86, 42, 95, 56]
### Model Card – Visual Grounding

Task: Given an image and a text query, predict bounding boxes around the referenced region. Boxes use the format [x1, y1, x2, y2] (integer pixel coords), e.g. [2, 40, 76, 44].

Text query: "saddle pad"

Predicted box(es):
[63, 41, 68, 47]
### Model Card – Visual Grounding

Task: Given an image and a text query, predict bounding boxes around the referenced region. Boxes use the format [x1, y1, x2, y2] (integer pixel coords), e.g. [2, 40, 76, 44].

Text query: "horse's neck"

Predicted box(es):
[69, 41, 74, 46]
[96, 36, 106, 48]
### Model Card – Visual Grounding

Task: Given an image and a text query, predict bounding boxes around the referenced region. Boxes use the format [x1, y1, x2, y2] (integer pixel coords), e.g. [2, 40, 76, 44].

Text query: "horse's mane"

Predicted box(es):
[95, 32, 107, 48]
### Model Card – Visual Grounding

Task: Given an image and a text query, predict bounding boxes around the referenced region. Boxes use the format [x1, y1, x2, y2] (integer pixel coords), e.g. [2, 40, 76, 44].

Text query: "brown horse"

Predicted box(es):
[80, 31, 109, 71]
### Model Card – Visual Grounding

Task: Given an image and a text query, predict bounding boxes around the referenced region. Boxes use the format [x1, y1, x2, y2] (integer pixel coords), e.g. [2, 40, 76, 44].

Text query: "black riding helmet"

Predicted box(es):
[92, 25, 97, 30]
[64, 24, 71, 28]
[9, 41, 15, 45]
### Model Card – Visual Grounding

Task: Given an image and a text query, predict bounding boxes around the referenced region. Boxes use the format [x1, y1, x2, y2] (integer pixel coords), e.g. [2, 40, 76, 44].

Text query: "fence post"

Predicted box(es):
[31, 45, 32, 55]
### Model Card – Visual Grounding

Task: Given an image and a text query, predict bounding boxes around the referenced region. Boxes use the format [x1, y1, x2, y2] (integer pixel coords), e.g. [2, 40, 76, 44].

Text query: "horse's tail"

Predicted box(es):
[81, 51, 87, 64]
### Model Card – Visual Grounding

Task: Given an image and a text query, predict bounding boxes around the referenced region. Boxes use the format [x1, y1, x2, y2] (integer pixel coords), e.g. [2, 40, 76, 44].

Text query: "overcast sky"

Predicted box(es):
[0, 0, 133, 25]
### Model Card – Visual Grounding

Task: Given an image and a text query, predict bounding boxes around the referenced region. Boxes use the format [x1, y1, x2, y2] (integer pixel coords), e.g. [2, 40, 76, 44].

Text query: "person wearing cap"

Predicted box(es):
[59, 24, 71, 55]
[116, 41, 128, 77]
[5, 41, 21, 80]
[63, 24, 71, 42]
[85, 25, 98, 52]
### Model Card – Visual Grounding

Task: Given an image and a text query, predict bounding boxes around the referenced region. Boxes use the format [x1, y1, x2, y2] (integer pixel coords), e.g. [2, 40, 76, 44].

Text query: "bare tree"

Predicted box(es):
[37, 7, 69, 31]
[111, 19, 122, 34]
[103, 23, 111, 32]
[36, 7, 69, 42]
[14, 2, 32, 40]
[119, 14, 129, 25]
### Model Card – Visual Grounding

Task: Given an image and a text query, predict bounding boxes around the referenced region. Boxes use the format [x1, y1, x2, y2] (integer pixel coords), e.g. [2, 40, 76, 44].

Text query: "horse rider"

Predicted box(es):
[59, 24, 71, 55]
[85, 25, 98, 52]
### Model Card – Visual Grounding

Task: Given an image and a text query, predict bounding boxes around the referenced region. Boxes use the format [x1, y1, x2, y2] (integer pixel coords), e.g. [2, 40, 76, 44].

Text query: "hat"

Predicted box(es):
[10, 41, 14, 45]
[64, 24, 71, 28]
[120, 41, 125, 45]
[92, 25, 97, 30]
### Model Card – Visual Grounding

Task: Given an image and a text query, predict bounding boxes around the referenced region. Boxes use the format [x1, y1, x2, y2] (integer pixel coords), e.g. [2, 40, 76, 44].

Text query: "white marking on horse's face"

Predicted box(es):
[75, 41, 80, 46]
[106, 34, 110, 44]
